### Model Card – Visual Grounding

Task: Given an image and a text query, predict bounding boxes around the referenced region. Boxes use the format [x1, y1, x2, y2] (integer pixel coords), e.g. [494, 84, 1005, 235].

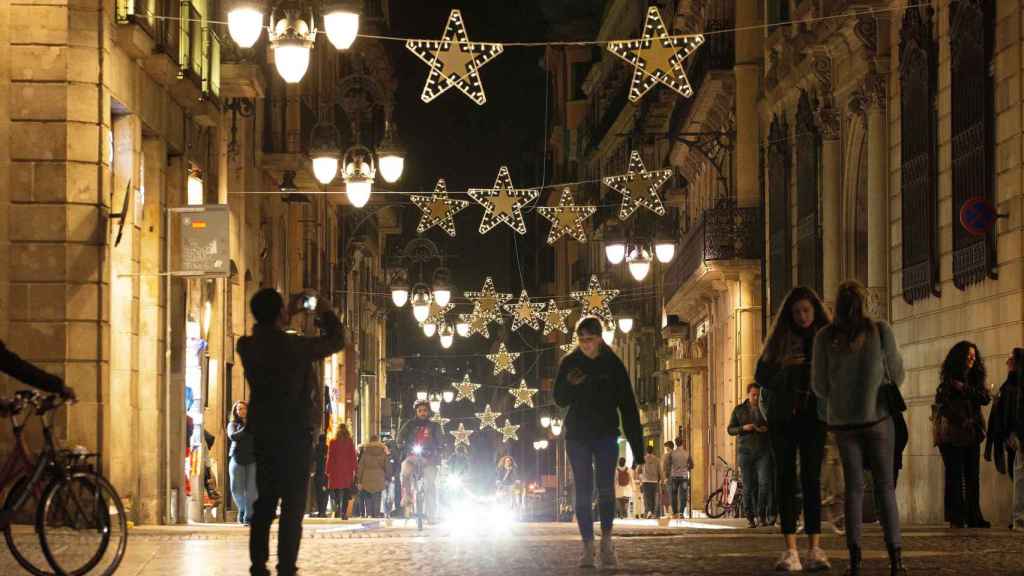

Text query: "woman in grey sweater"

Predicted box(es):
[812, 281, 905, 576]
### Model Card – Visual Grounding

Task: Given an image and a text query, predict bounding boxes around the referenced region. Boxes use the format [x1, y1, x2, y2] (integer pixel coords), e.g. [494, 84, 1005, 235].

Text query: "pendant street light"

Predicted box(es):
[617, 316, 634, 334]
[439, 323, 455, 349]
[626, 245, 652, 282]
[423, 322, 437, 339]
[602, 325, 616, 347]
[323, 1, 361, 50]
[432, 267, 452, 308]
[227, 1, 264, 48]
[540, 415, 552, 429]
[416, 390, 429, 402]
[376, 119, 406, 183]
[411, 284, 432, 322]
[550, 417, 563, 436]
[605, 241, 626, 265]
[342, 144, 375, 208]
[429, 393, 442, 414]
[310, 120, 342, 185]
[655, 241, 676, 264]
[455, 317, 471, 338]
[442, 389, 455, 403]
[269, 9, 316, 84]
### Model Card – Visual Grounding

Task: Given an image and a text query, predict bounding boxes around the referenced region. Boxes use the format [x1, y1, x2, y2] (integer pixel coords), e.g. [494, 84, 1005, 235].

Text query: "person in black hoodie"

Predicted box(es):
[755, 286, 831, 573]
[985, 347, 1024, 529]
[934, 341, 991, 529]
[554, 316, 643, 570]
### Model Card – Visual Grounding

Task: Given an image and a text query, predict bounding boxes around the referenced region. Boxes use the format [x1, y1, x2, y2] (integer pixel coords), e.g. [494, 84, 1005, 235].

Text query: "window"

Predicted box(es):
[950, 0, 996, 290]
[795, 90, 822, 295]
[767, 114, 791, 315]
[899, 5, 940, 303]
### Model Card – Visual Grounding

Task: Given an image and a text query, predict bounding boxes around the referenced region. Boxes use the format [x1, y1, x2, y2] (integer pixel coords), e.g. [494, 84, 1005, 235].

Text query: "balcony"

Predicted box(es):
[664, 203, 762, 294]
[114, 0, 158, 60]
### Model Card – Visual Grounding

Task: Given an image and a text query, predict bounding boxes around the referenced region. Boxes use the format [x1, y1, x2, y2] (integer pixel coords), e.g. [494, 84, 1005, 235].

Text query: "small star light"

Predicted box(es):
[406, 9, 504, 106]
[541, 299, 573, 336]
[560, 333, 580, 354]
[475, 404, 502, 431]
[464, 312, 492, 338]
[510, 379, 539, 408]
[603, 150, 672, 220]
[411, 179, 469, 237]
[537, 188, 597, 244]
[504, 290, 545, 332]
[431, 412, 451, 429]
[468, 166, 539, 235]
[487, 342, 520, 376]
[607, 6, 704, 103]
[499, 419, 521, 443]
[465, 277, 512, 325]
[451, 422, 474, 448]
[452, 374, 482, 403]
[571, 275, 620, 323]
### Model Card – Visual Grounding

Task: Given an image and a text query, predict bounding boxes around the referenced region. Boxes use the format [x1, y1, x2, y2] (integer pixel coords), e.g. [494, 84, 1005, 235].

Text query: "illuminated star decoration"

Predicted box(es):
[465, 277, 512, 326]
[536, 188, 597, 244]
[603, 150, 672, 221]
[487, 342, 520, 376]
[450, 422, 474, 448]
[420, 301, 455, 330]
[606, 5, 705, 103]
[509, 379, 539, 408]
[468, 166, 539, 235]
[560, 333, 580, 354]
[463, 312, 492, 338]
[405, 9, 504, 105]
[475, 404, 502, 431]
[571, 275, 620, 323]
[498, 419, 521, 443]
[541, 299, 573, 336]
[430, 412, 451, 430]
[411, 179, 470, 237]
[504, 290, 545, 332]
[452, 374, 482, 403]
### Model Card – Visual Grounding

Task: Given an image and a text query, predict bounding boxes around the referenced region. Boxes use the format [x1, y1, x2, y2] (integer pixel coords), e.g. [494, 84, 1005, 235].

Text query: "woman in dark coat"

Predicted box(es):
[934, 341, 991, 528]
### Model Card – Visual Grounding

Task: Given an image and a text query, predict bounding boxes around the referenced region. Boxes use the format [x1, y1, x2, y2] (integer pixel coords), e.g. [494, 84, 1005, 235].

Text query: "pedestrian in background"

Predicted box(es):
[554, 316, 644, 569]
[326, 422, 358, 519]
[728, 383, 771, 528]
[227, 401, 257, 526]
[237, 289, 344, 576]
[661, 441, 675, 518]
[312, 434, 328, 517]
[639, 445, 662, 519]
[986, 348, 1024, 529]
[755, 286, 831, 572]
[934, 341, 992, 529]
[813, 280, 906, 576]
[615, 457, 633, 519]
[357, 435, 389, 518]
[668, 437, 694, 518]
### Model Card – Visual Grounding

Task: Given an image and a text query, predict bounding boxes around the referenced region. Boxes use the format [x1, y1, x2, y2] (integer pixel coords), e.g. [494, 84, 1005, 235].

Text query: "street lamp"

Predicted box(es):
[455, 316, 471, 338]
[429, 393, 442, 414]
[442, 389, 455, 404]
[617, 316, 634, 334]
[654, 240, 676, 264]
[540, 415, 552, 429]
[416, 390, 428, 402]
[422, 321, 437, 338]
[411, 284, 432, 322]
[439, 323, 455, 349]
[376, 119, 406, 183]
[269, 9, 317, 84]
[602, 324, 616, 346]
[227, 1, 264, 48]
[550, 418, 563, 436]
[626, 244, 652, 282]
[322, 1, 361, 50]
[310, 120, 341, 185]
[342, 144, 375, 208]
[431, 267, 452, 307]
[390, 272, 409, 308]
[605, 241, 626, 265]
[533, 440, 549, 451]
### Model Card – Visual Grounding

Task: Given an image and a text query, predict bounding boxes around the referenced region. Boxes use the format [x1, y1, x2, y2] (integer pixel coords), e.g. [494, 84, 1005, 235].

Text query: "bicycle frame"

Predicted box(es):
[0, 406, 55, 527]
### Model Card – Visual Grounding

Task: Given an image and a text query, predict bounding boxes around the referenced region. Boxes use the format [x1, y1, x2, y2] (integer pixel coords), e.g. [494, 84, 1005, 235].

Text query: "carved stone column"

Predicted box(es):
[811, 48, 842, 304]
[865, 73, 889, 319]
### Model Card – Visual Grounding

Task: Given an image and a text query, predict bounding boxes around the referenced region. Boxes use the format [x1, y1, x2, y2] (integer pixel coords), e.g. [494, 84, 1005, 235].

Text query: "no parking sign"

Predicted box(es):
[959, 197, 1007, 237]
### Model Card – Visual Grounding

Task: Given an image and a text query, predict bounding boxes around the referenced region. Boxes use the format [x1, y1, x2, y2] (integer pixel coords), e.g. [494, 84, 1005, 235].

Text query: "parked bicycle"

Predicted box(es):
[1, 390, 127, 575]
[704, 456, 744, 519]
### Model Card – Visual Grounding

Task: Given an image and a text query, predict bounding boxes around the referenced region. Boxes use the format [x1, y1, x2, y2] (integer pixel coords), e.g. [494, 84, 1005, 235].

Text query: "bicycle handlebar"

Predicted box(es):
[0, 390, 68, 417]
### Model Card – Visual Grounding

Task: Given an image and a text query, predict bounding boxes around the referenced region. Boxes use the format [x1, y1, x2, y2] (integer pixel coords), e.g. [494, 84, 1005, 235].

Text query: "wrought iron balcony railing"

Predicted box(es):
[115, 0, 157, 37]
[664, 204, 762, 293]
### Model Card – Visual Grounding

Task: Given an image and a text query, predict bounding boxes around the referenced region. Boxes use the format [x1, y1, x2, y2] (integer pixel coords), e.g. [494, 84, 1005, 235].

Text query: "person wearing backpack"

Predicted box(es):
[614, 457, 633, 519]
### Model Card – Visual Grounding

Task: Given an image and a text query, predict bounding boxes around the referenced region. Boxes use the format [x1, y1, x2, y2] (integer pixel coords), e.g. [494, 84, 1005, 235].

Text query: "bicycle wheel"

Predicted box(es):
[3, 475, 53, 576]
[704, 489, 727, 518]
[37, 472, 127, 576]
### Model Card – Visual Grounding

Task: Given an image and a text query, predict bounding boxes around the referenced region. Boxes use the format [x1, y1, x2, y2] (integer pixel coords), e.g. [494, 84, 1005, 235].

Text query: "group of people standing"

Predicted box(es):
[612, 440, 694, 520]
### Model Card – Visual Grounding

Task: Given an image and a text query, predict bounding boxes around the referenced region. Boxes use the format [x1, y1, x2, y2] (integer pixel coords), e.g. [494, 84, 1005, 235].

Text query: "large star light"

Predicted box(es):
[406, 9, 504, 105]
[465, 277, 512, 325]
[509, 379, 539, 408]
[475, 404, 502, 431]
[571, 275, 620, 323]
[420, 301, 455, 330]
[451, 422, 474, 448]
[487, 342, 519, 376]
[560, 333, 580, 354]
[468, 166, 539, 235]
[452, 374, 482, 403]
[607, 6, 704, 103]
[463, 312, 492, 338]
[537, 188, 597, 244]
[541, 299, 573, 336]
[411, 179, 469, 237]
[602, 150, 672, 220]
[499, 419, 521, 443]
[504, 290, 545, 332]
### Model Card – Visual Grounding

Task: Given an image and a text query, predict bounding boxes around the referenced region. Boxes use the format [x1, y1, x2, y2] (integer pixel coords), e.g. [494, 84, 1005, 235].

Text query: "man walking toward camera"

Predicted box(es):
[669, 438, 694, 518]
[238, 289, 344, 576]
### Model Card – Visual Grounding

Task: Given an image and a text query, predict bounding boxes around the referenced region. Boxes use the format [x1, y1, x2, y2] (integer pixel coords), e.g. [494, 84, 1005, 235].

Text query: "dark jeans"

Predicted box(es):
[329, 488, 353, 518]
[835, 417, 901, 549]
[313, 474, 328, 517]
[566, 436, 618, 540]
[670, 477, 690, 515]
[362, 490, 383, 517]
[770, 417, 825, 535]
[938, 442, 985, 525]
[739, 450, 772, 521]
[641, 483, 659, 516]
[250, 435, 313, 576]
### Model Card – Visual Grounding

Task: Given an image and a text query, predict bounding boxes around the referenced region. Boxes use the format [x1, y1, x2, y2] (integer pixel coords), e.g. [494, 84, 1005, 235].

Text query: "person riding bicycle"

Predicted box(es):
[0, 339, 76, 405]
[397, 399, 443, 521]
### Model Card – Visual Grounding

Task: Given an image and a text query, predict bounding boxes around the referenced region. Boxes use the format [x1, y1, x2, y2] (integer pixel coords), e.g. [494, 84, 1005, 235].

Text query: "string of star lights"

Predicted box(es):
[468, 166, 539, 235]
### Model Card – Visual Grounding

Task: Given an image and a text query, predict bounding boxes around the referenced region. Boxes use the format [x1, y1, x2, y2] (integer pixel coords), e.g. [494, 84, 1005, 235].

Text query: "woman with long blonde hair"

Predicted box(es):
[325, 421, 357, 519]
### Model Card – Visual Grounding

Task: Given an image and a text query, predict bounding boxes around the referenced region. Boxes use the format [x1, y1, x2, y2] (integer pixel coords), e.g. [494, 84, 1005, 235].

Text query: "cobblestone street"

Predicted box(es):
[3, 519, 1022, 575]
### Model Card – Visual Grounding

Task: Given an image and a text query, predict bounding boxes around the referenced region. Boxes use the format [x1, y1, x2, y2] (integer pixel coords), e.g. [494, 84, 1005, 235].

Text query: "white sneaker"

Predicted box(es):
[579, 540, 596, 568]
[599, 534, 618, 569]
[775, 549, 803, 572]
[805, 547, 831, 571]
